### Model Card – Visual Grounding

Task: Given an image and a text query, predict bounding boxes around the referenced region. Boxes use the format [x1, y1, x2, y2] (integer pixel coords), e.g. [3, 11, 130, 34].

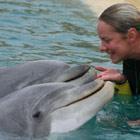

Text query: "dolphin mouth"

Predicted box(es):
[65, 65, 90, 82]
[56, 64, 90, 82]
[59, 66, 104, 108]
[53, 78, 105, 110]
[64, 81, 105, 107]
[50, 80, 114, 133]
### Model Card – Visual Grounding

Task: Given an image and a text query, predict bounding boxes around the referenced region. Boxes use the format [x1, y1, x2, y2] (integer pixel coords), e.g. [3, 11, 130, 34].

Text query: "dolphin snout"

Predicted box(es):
[56, 64, 90, 82]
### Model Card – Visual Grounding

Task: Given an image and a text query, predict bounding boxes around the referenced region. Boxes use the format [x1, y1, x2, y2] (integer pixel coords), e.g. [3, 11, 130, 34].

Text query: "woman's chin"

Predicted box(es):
[110, 57, 121, 64]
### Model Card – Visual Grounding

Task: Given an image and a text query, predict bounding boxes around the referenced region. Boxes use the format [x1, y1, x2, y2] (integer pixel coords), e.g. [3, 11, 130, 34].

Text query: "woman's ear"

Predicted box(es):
[127, 27, 138, 42]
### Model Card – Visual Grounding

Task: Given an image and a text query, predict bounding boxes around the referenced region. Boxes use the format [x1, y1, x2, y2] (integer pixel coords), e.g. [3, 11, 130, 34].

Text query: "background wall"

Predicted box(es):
[83, 0, 140, 16]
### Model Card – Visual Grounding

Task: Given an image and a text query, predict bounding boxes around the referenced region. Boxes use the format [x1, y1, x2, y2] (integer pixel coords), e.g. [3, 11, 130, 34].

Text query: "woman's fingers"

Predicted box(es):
[95, 66, 107, 72]
[95, 67, 124, 82]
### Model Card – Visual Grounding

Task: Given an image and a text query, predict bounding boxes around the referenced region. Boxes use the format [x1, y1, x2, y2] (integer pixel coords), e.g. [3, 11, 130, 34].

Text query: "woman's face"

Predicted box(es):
[97, 20, 131, 63]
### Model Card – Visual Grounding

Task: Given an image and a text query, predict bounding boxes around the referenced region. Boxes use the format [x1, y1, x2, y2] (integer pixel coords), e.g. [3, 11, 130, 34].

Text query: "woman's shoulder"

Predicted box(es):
[123, 59, 140, 70]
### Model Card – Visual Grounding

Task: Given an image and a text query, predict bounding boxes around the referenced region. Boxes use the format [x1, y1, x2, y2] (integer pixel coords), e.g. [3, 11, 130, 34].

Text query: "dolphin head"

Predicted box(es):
[0, 60, 90, 98]
[28, 79, 114, 138]
[0, 63, 114, 138]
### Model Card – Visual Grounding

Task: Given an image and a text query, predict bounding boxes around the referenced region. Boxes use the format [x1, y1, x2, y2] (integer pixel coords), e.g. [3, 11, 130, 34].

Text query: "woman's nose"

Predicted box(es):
[99, 42, 107, 52]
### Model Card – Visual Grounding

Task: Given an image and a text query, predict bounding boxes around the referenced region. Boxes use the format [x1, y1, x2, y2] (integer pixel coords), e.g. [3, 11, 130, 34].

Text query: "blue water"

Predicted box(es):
[0, 0, 140, 139]
[0, 0, 102, 67]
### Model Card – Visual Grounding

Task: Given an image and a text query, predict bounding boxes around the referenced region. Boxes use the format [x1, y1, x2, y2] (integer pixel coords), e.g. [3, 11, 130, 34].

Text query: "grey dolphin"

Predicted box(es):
[0, 62, 114, 138]
[0, 60, 89, 98]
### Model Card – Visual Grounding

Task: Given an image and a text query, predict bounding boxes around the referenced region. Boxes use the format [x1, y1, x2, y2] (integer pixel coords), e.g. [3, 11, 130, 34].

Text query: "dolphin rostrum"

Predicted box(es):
[0, 60, 114, 138]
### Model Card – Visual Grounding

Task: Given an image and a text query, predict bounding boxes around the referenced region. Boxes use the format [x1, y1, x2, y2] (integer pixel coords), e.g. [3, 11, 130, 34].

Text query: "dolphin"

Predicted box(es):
[0, 61, 114, 138]
[0, 60, 89, 98]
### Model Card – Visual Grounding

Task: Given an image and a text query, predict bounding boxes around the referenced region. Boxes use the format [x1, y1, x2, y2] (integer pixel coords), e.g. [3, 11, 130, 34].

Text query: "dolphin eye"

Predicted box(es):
[32, 111, 41, 119]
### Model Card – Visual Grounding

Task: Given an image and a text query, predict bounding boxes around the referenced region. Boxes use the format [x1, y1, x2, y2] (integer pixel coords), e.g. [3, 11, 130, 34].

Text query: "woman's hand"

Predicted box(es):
[95, 66, 126, 83]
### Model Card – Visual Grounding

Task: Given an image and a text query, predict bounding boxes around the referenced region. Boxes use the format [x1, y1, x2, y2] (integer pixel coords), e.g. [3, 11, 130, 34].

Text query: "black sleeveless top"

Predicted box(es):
[123, 59, 140, 95]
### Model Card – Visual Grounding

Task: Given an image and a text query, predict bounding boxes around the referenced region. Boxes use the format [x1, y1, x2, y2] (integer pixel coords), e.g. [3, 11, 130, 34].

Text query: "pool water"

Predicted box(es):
[0, 0, 140, 139]
[0, 0, 101, 67]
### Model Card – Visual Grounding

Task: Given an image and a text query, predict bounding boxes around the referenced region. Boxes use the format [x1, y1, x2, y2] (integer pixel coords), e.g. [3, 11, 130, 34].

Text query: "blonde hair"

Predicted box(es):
[99, 3, 140, 33]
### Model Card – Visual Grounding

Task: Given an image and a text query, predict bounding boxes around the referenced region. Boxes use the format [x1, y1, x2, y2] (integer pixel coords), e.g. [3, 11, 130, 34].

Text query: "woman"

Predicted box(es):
[96, 3, 140, 95]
